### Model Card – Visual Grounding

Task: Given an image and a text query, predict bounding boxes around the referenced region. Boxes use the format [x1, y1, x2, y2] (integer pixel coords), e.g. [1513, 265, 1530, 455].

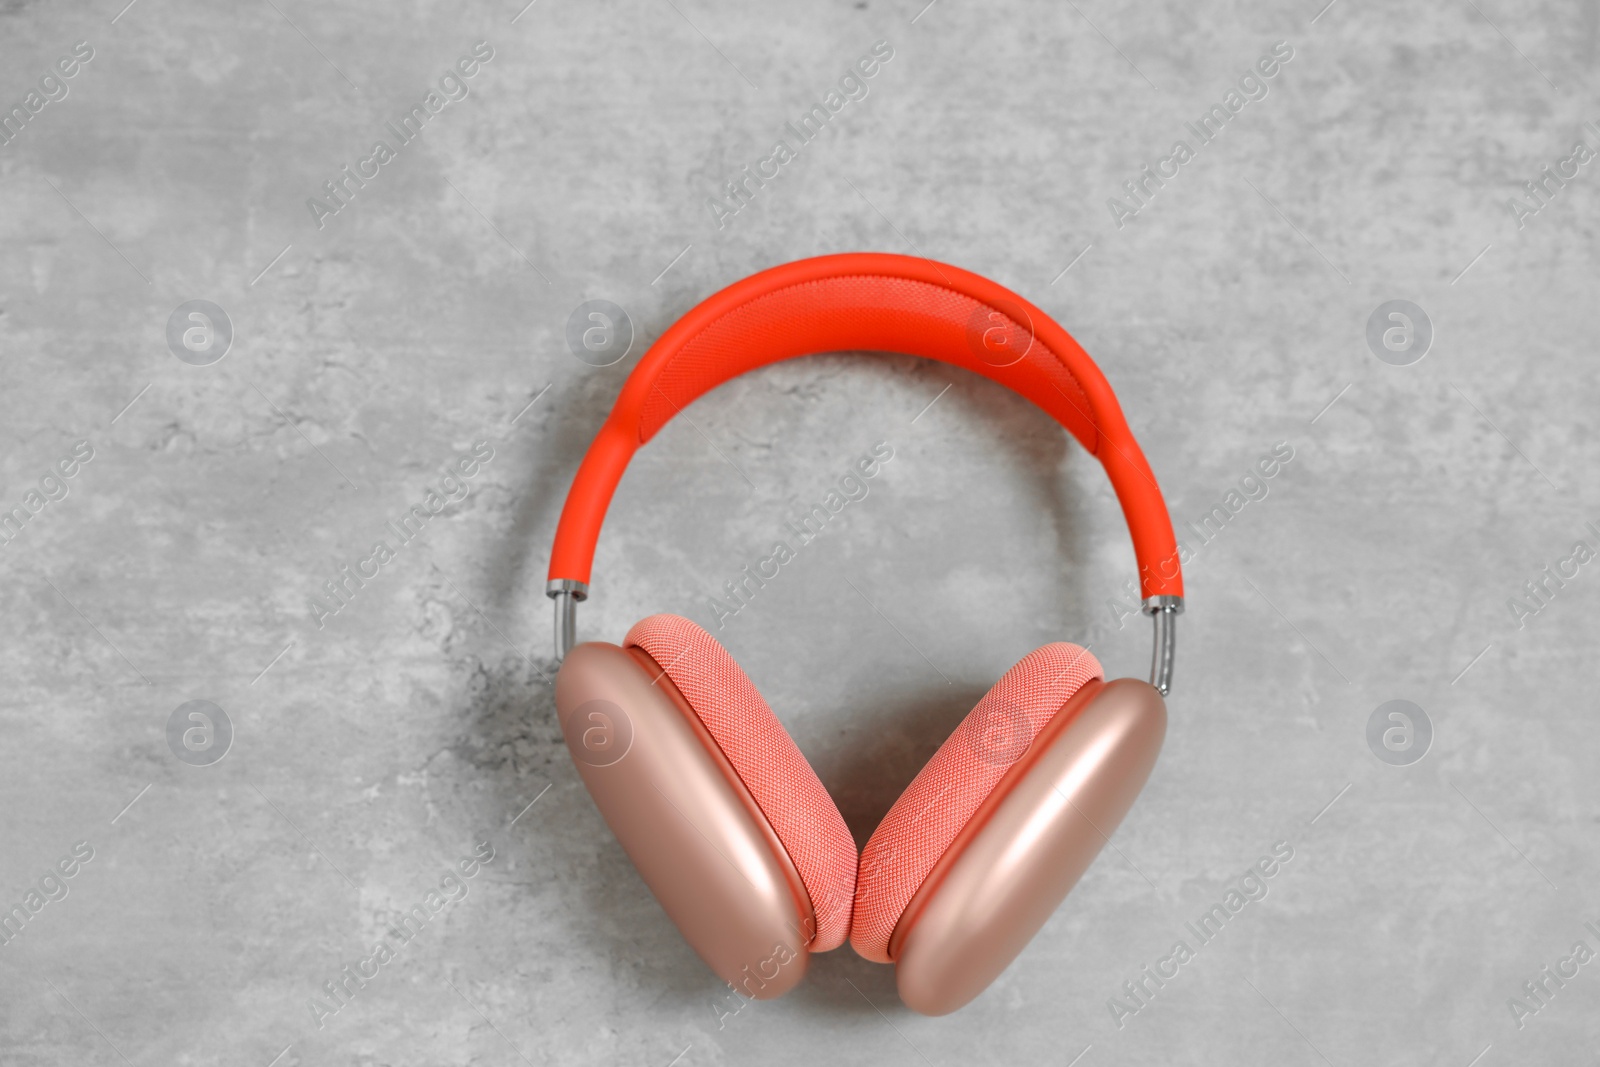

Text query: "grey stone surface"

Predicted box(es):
[1, 0, 1596, 1064]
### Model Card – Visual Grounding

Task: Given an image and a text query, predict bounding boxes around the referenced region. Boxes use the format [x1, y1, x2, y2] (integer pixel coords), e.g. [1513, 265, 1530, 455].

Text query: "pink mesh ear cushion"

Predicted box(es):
[851, 643, 1103, 963]
[624, 614, 858, 952]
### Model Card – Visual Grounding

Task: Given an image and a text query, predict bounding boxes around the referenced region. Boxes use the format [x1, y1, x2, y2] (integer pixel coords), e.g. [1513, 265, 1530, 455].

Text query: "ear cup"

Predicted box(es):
[556, 641, 815, 997]
[891, 676, 1166, 1014]
[625, 615, 858, 951]
[851, 643, 1102, 963]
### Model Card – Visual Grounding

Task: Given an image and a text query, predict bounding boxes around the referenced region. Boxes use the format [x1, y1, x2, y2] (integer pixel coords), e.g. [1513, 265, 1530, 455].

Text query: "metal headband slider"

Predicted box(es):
[1141, 595, 1184, 616]
[1141, 596, 1182, 697]
[548, 580, 588, 662]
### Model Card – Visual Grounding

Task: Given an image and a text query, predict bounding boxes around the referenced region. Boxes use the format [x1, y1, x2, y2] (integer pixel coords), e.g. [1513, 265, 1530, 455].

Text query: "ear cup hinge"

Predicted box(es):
[1142, 596, 1182, 696]
[547, 580, 589, 662]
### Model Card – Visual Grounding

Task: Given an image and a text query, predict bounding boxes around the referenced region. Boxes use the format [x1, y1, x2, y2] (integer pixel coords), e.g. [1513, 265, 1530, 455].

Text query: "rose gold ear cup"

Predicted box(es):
[556, 642, 817, 999]
[889, 678, 1167, 1015]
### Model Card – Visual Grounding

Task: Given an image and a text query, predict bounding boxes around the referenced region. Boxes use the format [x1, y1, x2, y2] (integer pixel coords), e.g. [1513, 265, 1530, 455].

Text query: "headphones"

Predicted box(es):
[547, 253, 1185, 1015]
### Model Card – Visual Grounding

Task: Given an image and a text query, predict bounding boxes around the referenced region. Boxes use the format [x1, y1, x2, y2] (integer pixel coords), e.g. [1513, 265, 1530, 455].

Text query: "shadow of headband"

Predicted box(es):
[546, 252, 1185, 692]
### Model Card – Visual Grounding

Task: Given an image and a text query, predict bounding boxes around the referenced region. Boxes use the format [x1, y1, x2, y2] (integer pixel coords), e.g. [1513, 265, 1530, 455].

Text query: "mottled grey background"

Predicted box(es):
[1, 0, 1596, 1064]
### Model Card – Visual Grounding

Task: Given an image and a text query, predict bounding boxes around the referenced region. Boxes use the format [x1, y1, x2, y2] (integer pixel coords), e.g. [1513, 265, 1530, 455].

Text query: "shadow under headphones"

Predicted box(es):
[546, 252, 1185, 1015]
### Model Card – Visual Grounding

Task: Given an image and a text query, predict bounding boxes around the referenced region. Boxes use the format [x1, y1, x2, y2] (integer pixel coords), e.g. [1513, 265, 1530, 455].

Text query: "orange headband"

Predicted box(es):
[549, 252, 1182, 602]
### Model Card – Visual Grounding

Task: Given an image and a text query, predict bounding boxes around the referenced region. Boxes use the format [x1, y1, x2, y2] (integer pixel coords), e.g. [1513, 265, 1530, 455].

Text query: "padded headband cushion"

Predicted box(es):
[637, 273, 1098, 450]
[624, 614, 858, 952]
[851, 642, 1103, 963]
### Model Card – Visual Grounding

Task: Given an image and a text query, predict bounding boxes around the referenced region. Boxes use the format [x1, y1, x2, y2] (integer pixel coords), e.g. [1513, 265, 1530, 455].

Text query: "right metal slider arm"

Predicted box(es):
[1143, 595, 1183, 697]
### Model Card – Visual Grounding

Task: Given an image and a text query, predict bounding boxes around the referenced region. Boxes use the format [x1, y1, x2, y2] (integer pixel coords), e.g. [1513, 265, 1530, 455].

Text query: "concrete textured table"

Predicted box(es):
[1, 0, 1595, 1064]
